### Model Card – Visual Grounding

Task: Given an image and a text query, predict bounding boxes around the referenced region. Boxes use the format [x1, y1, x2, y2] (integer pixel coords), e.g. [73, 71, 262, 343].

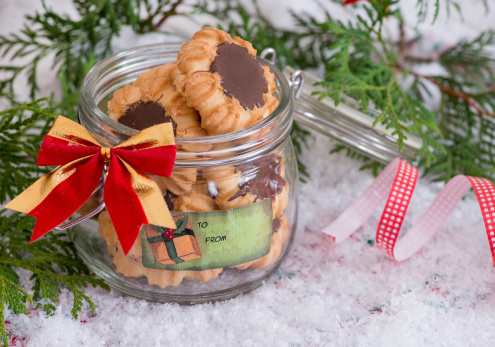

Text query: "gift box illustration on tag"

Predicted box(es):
[144, 214, 201, 265]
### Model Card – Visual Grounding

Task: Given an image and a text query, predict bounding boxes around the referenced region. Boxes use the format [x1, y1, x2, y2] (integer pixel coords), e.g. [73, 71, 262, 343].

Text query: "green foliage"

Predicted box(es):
[415, 0, 462, 24]
[195, 0, 335, 70]
[309, 0, 494, 179]
[414, 30, 495, 181]
[0, 211, 109, 346]
[439, 30, 495, 87]
[0, 0, 186, 106]
[0, 0, 139, 101]
[331, 145, 385, 176]
[136, 0, 186, 34]
[314, 2, 442, 166]
[0, 99, 110, 344]
[421, 73, 495, 181]
[0, 98, 56, 202]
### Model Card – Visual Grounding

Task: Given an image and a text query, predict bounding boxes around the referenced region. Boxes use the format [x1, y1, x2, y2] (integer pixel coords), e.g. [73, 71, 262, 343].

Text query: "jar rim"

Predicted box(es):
[79, 42, 293, 166]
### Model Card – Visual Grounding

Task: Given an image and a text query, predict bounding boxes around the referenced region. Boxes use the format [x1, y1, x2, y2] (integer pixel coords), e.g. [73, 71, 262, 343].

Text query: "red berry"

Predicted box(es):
[167, 235, 174, 240]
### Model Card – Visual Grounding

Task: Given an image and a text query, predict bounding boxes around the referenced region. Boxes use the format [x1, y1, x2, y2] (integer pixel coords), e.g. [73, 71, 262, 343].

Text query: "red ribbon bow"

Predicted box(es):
[5, 116, 177, 254]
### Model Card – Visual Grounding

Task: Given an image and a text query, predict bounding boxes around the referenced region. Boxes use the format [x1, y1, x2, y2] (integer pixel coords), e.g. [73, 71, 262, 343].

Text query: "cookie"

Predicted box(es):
[107, 83, 175, 131]
[134, 63, 208, 141]
[174, 27, 279, 135]
[203, 154, 288, 219]
[173, 191, 218, 212]
[108, 63, 207, 151]
[153, 167, 198, 196]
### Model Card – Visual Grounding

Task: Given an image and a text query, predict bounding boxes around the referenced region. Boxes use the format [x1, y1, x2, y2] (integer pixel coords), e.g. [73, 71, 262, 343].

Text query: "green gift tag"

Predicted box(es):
[141, 199, 273, 271]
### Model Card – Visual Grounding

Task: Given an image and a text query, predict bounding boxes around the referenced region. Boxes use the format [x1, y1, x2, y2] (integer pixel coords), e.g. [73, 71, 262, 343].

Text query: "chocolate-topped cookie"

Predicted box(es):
[117, 100, 175, 131]
[229, 154, 287, 202]
[107, 84, 174, 131]
[174, 27, 279, 135]
[108, 63, 207, 149]
[202, 154, 289, 220]
[209, 42, 267, 110]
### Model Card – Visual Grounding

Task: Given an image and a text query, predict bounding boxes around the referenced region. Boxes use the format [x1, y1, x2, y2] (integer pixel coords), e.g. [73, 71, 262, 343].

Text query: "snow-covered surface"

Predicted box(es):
[1, 0, 495, 346]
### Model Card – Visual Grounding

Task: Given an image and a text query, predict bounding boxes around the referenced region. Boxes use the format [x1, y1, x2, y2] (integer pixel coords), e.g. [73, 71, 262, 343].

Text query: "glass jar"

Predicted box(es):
[74, 43, 298, 304]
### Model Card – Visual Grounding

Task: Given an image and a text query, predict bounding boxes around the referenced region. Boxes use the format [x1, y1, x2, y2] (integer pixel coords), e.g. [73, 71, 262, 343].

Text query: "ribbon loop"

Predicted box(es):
[323, 158, 495, 266]
[5, 116, 177, 255]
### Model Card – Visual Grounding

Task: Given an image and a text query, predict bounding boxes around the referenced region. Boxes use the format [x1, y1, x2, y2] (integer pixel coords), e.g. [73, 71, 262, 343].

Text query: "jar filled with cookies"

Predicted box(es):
[75, 28, 299, 303]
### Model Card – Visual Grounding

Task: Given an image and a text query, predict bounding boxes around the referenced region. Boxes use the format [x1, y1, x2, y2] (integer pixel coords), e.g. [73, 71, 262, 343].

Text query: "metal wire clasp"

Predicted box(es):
[260, 47, 305, 100]
[289, 70, 305, 100]
[260, 47, 276, 65]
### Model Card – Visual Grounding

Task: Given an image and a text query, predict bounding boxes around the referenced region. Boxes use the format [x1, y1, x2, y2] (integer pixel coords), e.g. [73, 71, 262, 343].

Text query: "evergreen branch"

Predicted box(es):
[439, 30, 495, 87]
[0, 211, 109, 344]
[414, 73, 495, 118]
[136, 0, 187, 34]
[415, 0, 462, 24]
[0, 98, 57, 202]
[196, 0, 336, 70]
[0, 0, 187, 103]
[314, 18, 442, 165]
[331, 145, 385, 176]
[155, 0, 186, 29]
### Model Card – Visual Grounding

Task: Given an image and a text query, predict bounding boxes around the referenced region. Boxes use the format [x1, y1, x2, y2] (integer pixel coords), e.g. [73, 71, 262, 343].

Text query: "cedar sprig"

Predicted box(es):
[420, 74, 495, 181]
[195, 0, 335, 70]
[0, 98, 57, 202]
[315, 0, 494, 179]
[136, 0, 187, 34]
[0, 0, 187, 104]
[0, 210, 109, 346]
[415, 0, 462, 24]
[314, 2, 444, 166]
[0, 0, 140, 101]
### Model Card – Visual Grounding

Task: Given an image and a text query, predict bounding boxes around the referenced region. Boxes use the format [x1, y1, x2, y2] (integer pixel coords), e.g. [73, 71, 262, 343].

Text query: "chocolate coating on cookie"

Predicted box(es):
[163, 190, 178, 211]
[210, 43, 267, 110]
[272, 217, 282, 234]
[229, 155, 286, 202]
[118, 101, 176, 132]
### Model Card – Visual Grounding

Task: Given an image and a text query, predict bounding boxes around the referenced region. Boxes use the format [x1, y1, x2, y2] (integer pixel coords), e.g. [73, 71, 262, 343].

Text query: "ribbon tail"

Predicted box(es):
[322, 158, 495, 266]
[5, 154, 104, 242]
[105, 155, 175, 255]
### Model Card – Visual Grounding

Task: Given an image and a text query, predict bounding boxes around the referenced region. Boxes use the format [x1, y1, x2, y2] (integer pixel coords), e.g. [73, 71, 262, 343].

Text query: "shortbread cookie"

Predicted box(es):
[153, 167, 197, 196]
[107, 84, 175, 131]
[203, 154, 288, 219]
[108, 63, 207, 149]
[174, 27, 279, 135]
[98, 210, 223, 288]
[133, 63, 208, 141]
[173, 192, 218, 212]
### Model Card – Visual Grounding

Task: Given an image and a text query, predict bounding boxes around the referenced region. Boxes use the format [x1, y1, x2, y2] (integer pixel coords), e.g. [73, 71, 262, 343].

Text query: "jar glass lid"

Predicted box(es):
[284, 66, 421, 164]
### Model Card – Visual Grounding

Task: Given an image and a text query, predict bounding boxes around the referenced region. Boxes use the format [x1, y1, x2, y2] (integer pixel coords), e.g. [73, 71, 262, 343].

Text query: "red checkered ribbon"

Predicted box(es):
[322, 158, 495, 265]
